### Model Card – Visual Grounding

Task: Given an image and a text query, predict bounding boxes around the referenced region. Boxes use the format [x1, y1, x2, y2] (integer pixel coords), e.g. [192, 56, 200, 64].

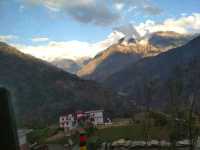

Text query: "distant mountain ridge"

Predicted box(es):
[148, 31, 193, 50]
[77, 43, 142, 81]
[77, 31, 194, 82]
[51, 57, 91, 74]
[51, 59, 80, 74]
[0, 42, 130, 126]
[104, 35, 200, 108]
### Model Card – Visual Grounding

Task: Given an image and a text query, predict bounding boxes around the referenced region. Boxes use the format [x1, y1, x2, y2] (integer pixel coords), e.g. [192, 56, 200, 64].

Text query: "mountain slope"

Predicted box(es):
[149, 31, 193, 50]
[51, 58, 81, 74]
[104, 36, 200, 107]
[51, 57, 91, 74]
[77, 43, 142, 81]
[0, 42, 130, 126]
[77, 31, 192, 82]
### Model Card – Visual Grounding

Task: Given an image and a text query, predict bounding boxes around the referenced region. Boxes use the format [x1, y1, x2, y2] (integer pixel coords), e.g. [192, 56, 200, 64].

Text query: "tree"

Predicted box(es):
[143, 77, 158, 148]
[167, 78, 183, 150]
[185, 94, 199, 150]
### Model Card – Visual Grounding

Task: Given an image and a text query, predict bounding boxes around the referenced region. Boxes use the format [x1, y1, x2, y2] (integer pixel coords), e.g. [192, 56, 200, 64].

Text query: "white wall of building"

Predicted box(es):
[85, 110, 104, 125]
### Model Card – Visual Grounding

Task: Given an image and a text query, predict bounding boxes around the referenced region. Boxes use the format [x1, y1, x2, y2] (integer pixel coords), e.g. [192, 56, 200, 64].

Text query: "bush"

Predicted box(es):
[27, 128, 58, 144]
[87, 136, 102, 150]
[149, 111, 168, 127]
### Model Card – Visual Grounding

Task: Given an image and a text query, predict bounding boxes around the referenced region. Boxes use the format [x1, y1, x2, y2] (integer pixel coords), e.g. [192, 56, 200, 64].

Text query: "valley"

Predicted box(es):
[1, 2, 200, 149]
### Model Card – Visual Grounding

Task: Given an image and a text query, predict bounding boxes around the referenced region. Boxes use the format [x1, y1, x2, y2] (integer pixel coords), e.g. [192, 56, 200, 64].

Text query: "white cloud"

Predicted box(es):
[113, 0, 161, 15]
[135, 13, 200, 37]
[19, 5, 25, 13]
[115, 3, 124, 11]
[32, 37, 49, 42]
[0, 35, 18, 42]
[14, 31, 124, 61]
[181, 13, 187, 17]
[11, 13, 200, 62]
[24, 0, 161, 26]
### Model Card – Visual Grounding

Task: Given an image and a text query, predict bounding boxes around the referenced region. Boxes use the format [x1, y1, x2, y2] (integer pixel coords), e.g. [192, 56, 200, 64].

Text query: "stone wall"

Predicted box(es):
[98, 139, 194, 150]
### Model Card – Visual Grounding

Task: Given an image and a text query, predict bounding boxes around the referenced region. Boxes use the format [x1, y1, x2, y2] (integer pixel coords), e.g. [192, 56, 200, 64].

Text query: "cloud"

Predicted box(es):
[24, 0, 162, 26]
[12, 13, 200, 61]
[113, 0, 161, 15]
[114, 24, 141, 39]
[65, 1, 120, 26]
[143, 5, 162, 15]
[25, 0, 120, 26]
[19, 5, 25, 13]
[114, 3, 124, 11]
[0, 35, 18, 42]
[13, 31, 124, 61]
[32, 37, 49, 42]
[135, 13, 200, 36]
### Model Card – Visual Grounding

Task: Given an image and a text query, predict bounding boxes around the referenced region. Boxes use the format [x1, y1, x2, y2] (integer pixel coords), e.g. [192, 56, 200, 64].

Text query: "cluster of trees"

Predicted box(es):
[141, 76, 200, 150]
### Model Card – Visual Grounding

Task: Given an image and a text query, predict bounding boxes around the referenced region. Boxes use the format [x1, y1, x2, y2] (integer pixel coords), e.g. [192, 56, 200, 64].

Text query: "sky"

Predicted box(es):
[0, 0, 200, 61]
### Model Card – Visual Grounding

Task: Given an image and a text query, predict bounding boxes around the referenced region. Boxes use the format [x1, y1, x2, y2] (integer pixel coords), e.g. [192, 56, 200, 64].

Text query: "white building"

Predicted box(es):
[85, 110, 104, 125]
[59, 114, 75, 130]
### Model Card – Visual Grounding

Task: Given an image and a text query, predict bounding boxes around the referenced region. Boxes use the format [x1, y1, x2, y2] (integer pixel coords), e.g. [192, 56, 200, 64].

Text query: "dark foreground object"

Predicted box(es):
[0, 87, 19, 150]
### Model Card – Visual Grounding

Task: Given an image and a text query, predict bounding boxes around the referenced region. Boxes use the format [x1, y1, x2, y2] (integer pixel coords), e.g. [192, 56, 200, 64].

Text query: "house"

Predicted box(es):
[85, 110, 104, 125]
[59, 110, 104, 130]
[59, 114, 76, 130]
[76, 111, 86, 120]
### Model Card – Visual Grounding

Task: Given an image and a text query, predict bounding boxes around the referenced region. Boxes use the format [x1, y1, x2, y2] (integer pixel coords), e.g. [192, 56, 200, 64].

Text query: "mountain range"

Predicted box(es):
[0, 42, 130, 127]
[1, 31, 199, 127]
[77, 31, 194, 81]
[104, 35, 200, 108]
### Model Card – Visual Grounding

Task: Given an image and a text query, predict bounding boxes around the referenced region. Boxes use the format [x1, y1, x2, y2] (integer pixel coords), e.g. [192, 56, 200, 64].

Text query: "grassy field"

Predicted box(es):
[92, 124, 169, 142]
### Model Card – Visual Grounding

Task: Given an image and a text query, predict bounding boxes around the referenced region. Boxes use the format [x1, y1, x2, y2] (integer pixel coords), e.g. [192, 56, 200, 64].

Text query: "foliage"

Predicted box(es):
[27, 128, 58, 144]
[149, 111, 168, 127]
[87, 136, 102, 150]
[85, 126, 97, 137]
